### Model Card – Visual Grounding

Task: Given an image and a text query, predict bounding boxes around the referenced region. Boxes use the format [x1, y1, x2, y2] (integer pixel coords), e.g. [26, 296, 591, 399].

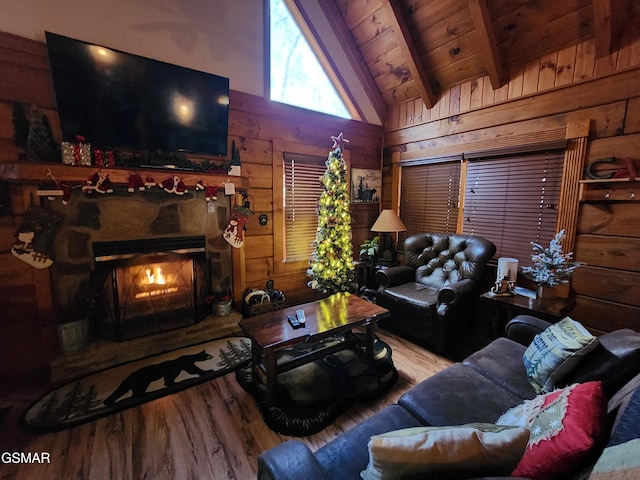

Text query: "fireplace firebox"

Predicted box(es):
[92, 236, 211, 341]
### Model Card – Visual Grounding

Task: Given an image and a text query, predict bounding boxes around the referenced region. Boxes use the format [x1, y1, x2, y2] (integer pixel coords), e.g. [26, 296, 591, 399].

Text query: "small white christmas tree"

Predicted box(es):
[521, 230, 584, 287]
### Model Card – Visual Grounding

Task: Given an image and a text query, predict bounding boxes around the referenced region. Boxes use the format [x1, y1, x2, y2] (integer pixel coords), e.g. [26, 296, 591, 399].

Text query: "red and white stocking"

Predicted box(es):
[223, 205, 250, 248]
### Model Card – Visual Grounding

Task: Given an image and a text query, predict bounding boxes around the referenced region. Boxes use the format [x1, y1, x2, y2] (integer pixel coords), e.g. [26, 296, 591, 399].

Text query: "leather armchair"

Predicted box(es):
[374, 233, 496, 352]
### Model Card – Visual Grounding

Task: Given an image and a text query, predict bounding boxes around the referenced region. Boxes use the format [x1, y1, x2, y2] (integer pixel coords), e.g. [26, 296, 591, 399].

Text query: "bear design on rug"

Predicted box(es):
[103, 350, 213, 405]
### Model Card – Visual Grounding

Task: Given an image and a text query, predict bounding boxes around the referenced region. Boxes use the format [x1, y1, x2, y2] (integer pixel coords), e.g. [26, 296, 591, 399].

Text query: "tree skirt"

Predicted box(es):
[236, 334, 398, 436]
[24, 336, 251, 432]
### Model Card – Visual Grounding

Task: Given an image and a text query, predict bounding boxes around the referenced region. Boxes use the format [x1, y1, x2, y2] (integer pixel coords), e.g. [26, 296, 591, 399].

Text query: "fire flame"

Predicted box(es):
[134, 266, 178, 299]
[144, 267, 167, 285]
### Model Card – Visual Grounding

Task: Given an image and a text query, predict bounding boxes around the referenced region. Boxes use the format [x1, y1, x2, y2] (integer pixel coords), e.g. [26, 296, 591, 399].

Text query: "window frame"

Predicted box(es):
[265, 0, 360, 120]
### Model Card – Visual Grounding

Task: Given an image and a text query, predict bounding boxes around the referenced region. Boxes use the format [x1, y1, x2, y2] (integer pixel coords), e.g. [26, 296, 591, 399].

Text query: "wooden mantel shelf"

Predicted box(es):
[0, 162, 249, 190]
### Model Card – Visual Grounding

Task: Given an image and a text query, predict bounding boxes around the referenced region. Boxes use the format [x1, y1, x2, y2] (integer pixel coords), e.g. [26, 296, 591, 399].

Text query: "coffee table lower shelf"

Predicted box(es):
[239, 293, 389, 404]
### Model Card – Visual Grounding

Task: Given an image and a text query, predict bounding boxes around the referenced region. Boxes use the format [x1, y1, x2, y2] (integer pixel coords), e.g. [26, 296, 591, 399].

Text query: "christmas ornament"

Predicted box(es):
[58, 182, 72, 205]
[330, 132, 350, 149]
[61, 135, 92, 166]
[127, 171, 154, 192]
[195, 180, 218, 201]
[82, 171, 114, 194]
[159, 175, 188, 194]
[11, 205, 63, 269]
[223, 205, 252, 248]
[205, 185, 218, 201]
[40, 169, 73, 205]
[94, 149, 116, 168]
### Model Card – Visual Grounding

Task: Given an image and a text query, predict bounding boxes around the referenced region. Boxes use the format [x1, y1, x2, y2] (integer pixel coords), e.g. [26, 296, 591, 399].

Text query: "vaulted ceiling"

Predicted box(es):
[314, 0, 639, 121]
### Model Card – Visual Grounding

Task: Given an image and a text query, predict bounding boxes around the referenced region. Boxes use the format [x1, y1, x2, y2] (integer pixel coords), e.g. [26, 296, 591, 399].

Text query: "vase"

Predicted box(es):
[213, 300, 233, 317]
[57, 317, 90, 353]
[536, 284, 570, 299]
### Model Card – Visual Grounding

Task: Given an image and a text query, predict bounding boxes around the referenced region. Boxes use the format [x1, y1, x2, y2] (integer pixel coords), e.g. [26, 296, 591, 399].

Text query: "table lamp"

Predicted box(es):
[371, 210, 407, 266]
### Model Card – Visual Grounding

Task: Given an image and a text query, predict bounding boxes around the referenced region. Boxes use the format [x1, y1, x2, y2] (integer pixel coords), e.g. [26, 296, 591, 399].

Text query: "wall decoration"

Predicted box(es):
[351, 168, 381, 203]
[585, 157, 638, 180]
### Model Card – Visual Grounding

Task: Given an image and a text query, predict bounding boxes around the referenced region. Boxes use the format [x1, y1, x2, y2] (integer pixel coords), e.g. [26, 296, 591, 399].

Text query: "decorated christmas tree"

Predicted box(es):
[308, 133, 355, 294]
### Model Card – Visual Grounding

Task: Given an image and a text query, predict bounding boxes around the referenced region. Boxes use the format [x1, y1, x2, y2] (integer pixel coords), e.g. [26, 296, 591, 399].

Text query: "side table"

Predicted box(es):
[481, 287, 576, 338]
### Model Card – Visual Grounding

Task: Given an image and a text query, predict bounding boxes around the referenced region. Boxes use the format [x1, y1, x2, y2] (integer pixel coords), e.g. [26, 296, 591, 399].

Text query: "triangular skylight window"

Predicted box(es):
[269, 0, 352, 119]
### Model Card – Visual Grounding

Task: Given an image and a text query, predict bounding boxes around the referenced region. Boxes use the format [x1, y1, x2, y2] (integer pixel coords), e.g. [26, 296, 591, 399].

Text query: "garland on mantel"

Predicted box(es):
[39, 168, 227, 205]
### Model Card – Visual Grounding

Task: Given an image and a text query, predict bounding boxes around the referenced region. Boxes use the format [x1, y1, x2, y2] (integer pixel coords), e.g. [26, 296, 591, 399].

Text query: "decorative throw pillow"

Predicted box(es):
[360, 423, 530, 480]
[498, 381, 608, 480]
[589, 387, 640, 479]
[523, 317, 599, 393]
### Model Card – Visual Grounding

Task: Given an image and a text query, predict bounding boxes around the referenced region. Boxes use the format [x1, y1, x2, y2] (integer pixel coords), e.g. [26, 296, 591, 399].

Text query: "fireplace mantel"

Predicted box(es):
[0, 162, 249, 191]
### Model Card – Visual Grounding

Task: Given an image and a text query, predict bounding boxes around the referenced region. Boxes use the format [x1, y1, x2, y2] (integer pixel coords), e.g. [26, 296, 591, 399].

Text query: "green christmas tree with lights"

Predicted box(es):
[308, 133, 355, 294]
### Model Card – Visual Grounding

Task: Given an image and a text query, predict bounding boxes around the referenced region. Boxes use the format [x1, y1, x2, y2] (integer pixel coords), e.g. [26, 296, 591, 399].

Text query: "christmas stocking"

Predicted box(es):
[223, 205, 251, 248]
[11, 205, 64, 269]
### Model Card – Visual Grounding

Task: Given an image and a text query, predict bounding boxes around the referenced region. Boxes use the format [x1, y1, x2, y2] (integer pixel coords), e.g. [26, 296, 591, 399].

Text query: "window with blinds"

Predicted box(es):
[399, 160, 461, 249]
[283, 153, 326, 262]
[462, 151, 564, 266]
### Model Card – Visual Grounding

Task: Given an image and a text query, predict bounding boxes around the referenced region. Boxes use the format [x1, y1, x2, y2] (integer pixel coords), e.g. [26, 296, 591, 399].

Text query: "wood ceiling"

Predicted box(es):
[315, 0, 639, 120]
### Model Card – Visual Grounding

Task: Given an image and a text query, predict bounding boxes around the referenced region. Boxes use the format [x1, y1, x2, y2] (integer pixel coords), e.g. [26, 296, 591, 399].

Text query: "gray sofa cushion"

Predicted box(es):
[314, 404, 424, 480]
[463, 337, 538, 400]
[398, 363, 527, 426]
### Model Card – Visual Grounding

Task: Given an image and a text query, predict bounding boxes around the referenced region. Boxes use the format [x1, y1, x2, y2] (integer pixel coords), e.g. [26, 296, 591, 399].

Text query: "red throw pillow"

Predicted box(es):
[511, 381, 608, 480]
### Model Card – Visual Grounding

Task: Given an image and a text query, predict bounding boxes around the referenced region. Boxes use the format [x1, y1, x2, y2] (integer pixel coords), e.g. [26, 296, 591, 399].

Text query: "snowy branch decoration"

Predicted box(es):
[521, 230, 584, 287]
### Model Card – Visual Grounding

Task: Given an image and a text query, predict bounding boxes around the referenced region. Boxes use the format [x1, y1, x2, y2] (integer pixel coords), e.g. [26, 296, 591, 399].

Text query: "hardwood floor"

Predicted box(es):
[0, 327, 490, 480]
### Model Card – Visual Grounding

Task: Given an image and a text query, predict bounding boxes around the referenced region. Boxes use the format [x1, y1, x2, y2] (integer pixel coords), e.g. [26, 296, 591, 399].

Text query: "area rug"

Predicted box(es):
[24, 336, 251, 432]
[236, 334, 397, 436]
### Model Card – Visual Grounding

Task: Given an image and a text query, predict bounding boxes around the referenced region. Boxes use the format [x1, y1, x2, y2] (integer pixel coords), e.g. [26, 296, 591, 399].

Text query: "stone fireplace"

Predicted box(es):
[46, 185, 234, 346]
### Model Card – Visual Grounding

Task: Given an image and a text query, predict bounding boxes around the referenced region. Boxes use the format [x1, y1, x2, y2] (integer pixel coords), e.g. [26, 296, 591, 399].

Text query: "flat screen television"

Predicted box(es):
[45, 31, 229, 158]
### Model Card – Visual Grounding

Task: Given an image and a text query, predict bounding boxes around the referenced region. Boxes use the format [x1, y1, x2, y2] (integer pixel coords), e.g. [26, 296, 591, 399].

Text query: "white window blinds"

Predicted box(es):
[283, 153, 326, 262]
[462, 151, 564, 266]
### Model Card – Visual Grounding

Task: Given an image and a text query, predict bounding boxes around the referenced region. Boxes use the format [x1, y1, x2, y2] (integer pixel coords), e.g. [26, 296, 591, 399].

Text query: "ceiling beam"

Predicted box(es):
[316, 0, 388, 122]
[383, 0, 438, 109]
[468, 0, 505, 89]
[593, 0, 613, 58]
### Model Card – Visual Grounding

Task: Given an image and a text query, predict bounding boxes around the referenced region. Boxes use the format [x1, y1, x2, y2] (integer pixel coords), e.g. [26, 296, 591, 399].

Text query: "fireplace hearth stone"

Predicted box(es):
[50, 311, 242, 382]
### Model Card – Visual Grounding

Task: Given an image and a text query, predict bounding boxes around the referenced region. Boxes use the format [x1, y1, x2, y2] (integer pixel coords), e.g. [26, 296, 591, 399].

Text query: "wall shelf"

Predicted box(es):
[0, 162, 249, 191]
[579, 178, 638, 202]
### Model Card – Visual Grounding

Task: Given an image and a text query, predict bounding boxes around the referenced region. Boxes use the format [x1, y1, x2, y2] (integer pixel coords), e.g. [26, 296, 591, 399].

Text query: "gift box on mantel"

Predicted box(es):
[61, 135, 91, 166]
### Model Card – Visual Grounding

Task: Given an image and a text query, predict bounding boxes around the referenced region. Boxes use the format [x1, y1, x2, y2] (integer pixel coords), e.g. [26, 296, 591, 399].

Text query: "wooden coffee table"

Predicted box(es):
[238, 292, 389, 403]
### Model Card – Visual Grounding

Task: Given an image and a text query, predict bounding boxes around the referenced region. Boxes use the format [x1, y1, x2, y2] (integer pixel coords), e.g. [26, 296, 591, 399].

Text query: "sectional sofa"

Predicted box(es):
[258, 315, 640, 480]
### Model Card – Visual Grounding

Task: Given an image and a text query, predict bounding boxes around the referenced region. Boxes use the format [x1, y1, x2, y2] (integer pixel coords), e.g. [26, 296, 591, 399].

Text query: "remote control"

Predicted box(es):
[287, 314, 300, 328]
[296, 309, 306, 325]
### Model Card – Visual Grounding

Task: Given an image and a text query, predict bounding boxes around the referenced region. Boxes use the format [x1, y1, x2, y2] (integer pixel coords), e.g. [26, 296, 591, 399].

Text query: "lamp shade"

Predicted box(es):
[371, 210, 407, 233]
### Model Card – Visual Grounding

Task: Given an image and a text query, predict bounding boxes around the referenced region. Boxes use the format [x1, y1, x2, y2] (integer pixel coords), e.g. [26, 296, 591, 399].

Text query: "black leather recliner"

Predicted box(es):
[374, 233, 496, 352]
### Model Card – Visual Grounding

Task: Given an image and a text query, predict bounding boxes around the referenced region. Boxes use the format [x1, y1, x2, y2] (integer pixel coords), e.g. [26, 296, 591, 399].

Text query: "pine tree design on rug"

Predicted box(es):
[24, 337, 252, 432]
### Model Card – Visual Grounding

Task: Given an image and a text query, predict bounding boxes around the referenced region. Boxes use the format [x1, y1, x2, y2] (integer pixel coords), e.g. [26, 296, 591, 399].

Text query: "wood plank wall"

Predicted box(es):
[384, 37, 640, 335]
[0, 31, 383, 375]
